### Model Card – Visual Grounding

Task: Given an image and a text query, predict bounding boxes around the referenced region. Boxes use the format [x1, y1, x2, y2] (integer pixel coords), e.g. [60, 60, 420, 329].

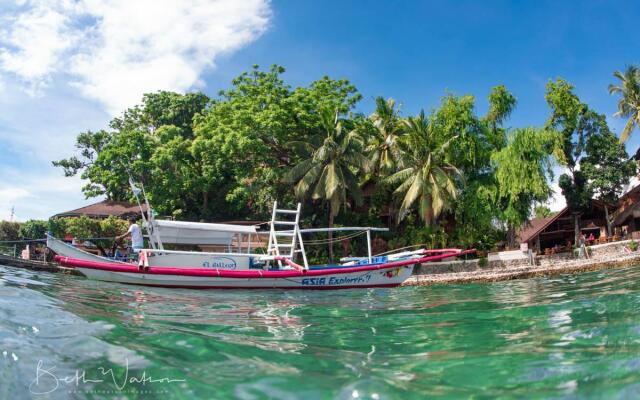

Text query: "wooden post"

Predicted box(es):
[367, 229, 372, 263]
[604, 205, 611, 237]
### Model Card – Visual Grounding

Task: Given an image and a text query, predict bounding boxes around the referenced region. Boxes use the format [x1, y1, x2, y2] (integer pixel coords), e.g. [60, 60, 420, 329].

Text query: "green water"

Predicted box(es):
[1, 264, 639, 399]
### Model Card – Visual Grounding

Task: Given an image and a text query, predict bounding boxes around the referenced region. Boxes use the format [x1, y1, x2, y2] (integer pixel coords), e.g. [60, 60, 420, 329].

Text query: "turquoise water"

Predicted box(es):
[1, 263, 639, 399]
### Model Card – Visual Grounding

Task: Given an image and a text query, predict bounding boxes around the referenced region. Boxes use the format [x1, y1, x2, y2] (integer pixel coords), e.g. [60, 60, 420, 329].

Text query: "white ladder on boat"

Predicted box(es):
[265, 201, 308, 269]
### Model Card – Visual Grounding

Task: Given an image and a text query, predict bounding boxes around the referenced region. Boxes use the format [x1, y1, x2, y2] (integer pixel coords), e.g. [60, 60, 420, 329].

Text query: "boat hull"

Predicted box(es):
[56, 255, 415, 289]
[75, 266, 412, 289]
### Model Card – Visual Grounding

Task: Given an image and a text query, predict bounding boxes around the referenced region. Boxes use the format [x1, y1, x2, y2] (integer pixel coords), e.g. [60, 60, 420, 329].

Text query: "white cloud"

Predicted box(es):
[0, 0, 271, 113]
[0, 0, 79, 95]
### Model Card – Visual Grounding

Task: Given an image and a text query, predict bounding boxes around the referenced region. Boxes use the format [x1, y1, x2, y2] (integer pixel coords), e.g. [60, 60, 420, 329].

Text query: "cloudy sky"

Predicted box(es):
[1, 0, 639, 221]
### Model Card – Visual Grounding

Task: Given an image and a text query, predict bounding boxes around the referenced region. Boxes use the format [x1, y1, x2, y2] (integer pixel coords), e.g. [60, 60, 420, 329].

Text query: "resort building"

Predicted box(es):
[610, 184, 640, 238]
[517, 201, 616, 254]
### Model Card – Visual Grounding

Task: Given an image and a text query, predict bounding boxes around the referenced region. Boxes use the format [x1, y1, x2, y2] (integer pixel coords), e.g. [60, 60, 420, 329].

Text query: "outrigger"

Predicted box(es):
[49, 183, 474, 289]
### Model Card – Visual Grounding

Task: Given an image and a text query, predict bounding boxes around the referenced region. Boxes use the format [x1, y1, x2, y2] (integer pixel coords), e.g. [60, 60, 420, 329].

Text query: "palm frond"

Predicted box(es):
[324, 162, 340, 200]
[620, 118, 636, 143]
[284, 159, 313, 183]
[294, 164, 322, 199]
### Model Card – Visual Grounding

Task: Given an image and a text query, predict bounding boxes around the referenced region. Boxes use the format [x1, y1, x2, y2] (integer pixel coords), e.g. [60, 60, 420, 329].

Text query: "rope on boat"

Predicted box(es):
[301, 230, 368, 245]
[374, 244, 431, 256]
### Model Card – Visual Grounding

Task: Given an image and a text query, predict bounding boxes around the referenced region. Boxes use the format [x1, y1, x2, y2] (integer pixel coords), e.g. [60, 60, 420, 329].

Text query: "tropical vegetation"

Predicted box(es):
[609, 65, 640, 143]
[42, 64, 638, 259]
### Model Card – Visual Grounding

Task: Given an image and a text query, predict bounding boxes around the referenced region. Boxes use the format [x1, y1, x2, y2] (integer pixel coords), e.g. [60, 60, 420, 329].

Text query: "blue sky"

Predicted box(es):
[1, 0, 639, 220]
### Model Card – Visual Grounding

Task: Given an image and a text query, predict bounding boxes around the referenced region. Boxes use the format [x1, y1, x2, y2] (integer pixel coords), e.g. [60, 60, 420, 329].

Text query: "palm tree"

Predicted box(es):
[366, 97, 404, 174]
[286, 108, 368, 261]
[387, 110, 460, 225]
[608, 65, 640, 143]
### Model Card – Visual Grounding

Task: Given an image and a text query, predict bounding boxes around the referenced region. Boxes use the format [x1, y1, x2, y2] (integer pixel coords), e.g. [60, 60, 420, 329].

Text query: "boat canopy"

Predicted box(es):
[149, 220, 257, 246]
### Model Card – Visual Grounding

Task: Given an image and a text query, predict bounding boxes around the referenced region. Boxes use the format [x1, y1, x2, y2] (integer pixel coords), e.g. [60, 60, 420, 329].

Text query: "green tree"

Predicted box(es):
[55, 65, 364, 222]
[47, 218, 68, 239]
[485, 85, 517, 150]
[53, 91, 210, 201]
[534, 205, 553, 219]
[286, 108, 367, 261]
[453, 86, 517, 248]
[608, 65, 640, 143]
[388, 110, 460, 226]
[64, 216, 101, 240]
[0, 221, 21, 255]
[18, 220, 48, 240]
[493, 127, 564, 247]
[53, 216, 129, 255]
[581, 128, 636, 234]
[545, 79, 600, 245]
[192, 65, 362, 219]
[365, 97, 404, 174]
[0, 221, 20, 241]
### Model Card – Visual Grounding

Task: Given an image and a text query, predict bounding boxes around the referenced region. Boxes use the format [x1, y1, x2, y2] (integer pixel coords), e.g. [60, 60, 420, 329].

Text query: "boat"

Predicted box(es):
[49, 182, 475, 289]
[54, 249, 473, 289]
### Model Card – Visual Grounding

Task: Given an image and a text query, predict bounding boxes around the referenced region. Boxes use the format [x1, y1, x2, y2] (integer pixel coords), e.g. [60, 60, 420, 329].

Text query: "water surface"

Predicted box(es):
[1, 263, 639, 399]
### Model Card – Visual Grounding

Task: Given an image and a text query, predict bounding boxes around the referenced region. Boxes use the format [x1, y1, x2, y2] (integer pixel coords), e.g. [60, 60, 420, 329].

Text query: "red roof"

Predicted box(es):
[516, 207, 568, 243]
[53, 200, 147, 219]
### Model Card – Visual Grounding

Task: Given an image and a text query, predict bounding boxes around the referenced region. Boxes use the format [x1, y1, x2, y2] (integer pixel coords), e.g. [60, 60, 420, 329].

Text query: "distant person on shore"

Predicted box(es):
[116, 218, 144, 252]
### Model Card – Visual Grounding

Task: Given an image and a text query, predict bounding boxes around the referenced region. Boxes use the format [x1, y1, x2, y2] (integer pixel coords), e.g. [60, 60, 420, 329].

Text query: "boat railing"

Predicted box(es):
[290, 226, 390, 264]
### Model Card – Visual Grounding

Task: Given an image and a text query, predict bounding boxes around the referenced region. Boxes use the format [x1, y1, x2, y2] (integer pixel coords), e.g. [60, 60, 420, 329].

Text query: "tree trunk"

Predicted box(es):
[202, 191, 209, 217]
[604, 205, 612, 236]
[328, 208, 334, 263]
[574, 213, 580, 248]
[507, 224, 515, 249]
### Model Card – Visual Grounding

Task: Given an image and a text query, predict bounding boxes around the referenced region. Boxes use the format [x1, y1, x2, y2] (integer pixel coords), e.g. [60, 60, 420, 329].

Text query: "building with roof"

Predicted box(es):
[517, 201, 612, 253]
[52, 200, 147, 220]
[610, 183, 640, 236]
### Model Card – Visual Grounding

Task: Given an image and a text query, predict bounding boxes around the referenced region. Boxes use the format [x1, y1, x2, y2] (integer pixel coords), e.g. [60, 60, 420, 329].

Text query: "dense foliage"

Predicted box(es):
[0, 217, 130, 256]
[51, 65, 637, 254]
[546, 78, 637, 240]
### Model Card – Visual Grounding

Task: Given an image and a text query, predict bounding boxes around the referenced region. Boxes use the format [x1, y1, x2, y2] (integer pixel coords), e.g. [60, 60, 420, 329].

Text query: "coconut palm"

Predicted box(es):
[286, 107, 368, 260]
[387, 110, 460, 225]
[366, 97, 404, 174]
[608, 65, 640, 143]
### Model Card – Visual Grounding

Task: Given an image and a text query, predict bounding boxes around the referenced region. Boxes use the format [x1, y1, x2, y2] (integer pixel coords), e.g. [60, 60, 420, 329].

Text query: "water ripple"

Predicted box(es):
[0, 263, 639, 398]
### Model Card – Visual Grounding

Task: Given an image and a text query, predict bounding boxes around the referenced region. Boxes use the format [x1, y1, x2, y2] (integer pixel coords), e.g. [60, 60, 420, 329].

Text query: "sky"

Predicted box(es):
[1, 0, 639, 221]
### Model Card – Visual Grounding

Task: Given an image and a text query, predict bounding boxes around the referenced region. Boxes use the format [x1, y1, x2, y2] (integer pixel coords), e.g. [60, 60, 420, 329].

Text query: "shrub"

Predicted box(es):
[478, 257, 489, 268]
[0, 221, 20, 242]
[629, 241, 639, 251]
[19, 220, 48, 240]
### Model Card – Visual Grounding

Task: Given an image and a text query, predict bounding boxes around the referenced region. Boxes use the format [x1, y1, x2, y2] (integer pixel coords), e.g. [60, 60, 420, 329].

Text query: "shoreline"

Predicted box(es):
[403, 252, 640, 286]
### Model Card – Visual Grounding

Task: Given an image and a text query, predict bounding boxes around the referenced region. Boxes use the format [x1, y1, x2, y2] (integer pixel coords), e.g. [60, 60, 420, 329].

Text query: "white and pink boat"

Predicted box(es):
[49, 196, 474, 289]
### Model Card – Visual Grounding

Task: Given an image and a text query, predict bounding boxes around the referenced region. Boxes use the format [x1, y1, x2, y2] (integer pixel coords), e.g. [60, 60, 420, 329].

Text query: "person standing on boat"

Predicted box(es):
[116, 218, 144, 252]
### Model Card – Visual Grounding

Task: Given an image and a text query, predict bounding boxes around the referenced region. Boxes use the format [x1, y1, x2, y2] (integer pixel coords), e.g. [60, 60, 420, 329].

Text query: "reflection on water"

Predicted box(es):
[1, 264, 640, 399]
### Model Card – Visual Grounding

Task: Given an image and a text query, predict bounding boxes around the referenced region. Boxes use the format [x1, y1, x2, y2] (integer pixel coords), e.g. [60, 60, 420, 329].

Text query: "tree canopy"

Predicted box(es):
[52, 64, 638, 254]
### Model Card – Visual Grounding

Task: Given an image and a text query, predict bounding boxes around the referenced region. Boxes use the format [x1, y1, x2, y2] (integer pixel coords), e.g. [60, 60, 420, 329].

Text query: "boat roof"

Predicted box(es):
[153, 219, 257, 234]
